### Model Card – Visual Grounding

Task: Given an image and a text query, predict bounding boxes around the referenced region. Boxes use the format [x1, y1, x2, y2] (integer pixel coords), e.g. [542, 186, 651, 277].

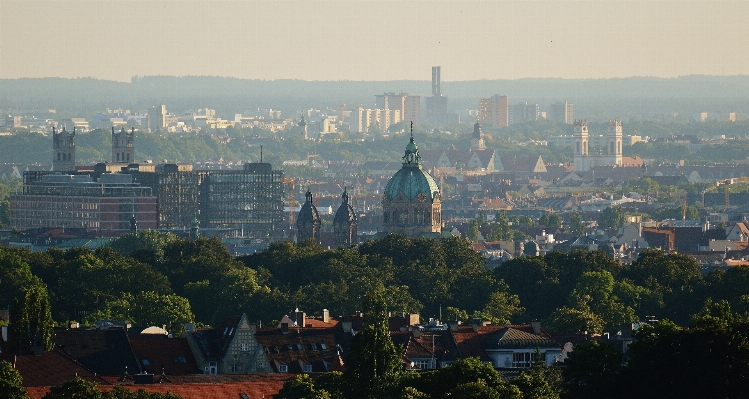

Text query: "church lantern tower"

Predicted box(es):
[112, 126, 135, 163]
[297, 189, 321, 243]
[333, 187, 358, 247]
[53, 126, 76, 172]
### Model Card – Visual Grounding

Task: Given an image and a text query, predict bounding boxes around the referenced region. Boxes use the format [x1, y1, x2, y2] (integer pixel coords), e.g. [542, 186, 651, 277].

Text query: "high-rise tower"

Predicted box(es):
[52, 126, 76, 172]
[431, 66, 442, 96]
[112, 127, 135, 163]
[426, 66, 448, 126]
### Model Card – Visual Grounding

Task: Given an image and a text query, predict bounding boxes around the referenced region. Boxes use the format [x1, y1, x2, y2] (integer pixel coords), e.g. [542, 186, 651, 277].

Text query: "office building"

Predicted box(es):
[11, 173, 158, 236]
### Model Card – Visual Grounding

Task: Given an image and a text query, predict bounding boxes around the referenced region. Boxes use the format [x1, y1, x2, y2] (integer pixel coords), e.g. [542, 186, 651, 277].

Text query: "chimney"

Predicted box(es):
[531, 321, 541, 335]
[408, 314, 420, 326]
[281, 323, 289, 334]
[295, 311, 306, 327]
[342, 321, 352, 333]
[472, 324, 478, 333]
[184, 323, 194, 332]
[413, 328, 421, 338]
[449, 321, 459, 332]
[322, 309, 330, 323]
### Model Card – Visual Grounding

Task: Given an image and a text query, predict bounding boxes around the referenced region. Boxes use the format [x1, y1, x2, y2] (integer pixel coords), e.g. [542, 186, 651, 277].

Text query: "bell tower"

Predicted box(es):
[53, 126, 76, 172]
[112, 126, 135, 163]
[607, 120, 623, 166]
[573, 120, 589, 172]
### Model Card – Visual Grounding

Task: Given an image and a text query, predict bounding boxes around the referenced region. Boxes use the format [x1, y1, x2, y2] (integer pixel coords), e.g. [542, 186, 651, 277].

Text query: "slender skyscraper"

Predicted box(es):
[431, 66, 442, 96]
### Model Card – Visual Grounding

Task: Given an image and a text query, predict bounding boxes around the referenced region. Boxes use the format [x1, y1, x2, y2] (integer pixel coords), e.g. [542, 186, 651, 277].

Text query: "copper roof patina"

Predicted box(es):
[383, 134, 439, 202]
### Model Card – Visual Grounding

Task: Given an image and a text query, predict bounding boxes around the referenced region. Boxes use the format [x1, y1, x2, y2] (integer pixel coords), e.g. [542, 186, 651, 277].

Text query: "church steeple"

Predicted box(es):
[471, 120, 486, 150]
[402, 122, 422, 167]
[299, 115, 308, 140]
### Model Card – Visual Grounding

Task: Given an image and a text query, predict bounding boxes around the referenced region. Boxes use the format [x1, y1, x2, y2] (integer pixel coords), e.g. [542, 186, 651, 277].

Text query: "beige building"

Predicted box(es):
[478, 95, 509, 127]
[351, 107, 402, 133]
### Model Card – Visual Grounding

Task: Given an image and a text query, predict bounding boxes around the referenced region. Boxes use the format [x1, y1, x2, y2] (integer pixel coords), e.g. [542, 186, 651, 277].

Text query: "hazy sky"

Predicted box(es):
[1, 0, 747, 82]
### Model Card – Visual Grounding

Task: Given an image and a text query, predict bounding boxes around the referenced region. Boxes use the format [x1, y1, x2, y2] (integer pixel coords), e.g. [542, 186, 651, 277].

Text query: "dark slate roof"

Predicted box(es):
[254, 327, 343, 373]
[128, 334, 202, 375]
[53, 328, 141, 376]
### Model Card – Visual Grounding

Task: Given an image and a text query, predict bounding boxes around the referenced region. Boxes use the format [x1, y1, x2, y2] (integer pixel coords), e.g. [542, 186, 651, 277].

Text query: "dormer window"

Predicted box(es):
[303, 364, 312, 373]
[279, 364, 288, 373]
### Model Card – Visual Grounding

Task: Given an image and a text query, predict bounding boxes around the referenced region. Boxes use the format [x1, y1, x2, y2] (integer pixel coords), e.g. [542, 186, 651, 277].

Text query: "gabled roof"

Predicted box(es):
[395, 330, 461, 366]
[14, 350, 110, 387]
[128, 334, 202, 375]
[53, 328, 141, 376]
[254, 327, 342, 373]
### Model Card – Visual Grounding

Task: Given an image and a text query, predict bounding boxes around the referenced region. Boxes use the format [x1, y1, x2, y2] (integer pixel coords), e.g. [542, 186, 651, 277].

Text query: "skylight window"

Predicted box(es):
[142, 358, 150, 366]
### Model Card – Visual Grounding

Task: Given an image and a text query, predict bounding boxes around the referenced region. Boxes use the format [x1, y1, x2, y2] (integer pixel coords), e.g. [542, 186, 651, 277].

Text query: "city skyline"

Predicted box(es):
[1, 0, 748, 82]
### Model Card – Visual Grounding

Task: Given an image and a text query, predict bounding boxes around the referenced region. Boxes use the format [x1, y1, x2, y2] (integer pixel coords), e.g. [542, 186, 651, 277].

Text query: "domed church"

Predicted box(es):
[382, 130, 442, 237]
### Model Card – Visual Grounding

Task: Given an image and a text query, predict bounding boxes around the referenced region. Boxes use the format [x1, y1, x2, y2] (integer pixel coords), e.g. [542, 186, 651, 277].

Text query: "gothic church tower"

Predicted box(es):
[53, 126, 76, 172]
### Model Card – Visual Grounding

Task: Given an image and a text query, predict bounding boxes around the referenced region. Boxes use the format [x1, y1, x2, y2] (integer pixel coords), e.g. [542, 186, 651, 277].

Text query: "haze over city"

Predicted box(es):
[2, 0, 748, 82]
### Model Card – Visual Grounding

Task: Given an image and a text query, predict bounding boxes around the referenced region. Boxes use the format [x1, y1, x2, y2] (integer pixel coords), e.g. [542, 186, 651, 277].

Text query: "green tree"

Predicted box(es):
[86, 291, 194, 332]
[343, 288, 403, 399]
[546, 304, 604, 335]
[0, 199, 11, 228]
[43, 377, 103, 399]
[570, 213, 585, 236]
[275, 374, 330, 399]
[473, 286, 525, 325]
[468, 218, 480, 242]
[561, 340, 623, 399]
[12, 285, 54, 351]
[597, 206, 624, 230]
[0, 360, 29, 399]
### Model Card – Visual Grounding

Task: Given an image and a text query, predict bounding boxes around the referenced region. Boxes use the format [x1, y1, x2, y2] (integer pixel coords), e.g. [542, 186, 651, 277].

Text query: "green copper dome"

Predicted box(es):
[384, 134, 440, 202]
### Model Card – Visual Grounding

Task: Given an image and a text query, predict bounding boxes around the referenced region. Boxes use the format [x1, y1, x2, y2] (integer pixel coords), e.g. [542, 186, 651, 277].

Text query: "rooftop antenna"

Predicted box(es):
[260, 145, 263, 163]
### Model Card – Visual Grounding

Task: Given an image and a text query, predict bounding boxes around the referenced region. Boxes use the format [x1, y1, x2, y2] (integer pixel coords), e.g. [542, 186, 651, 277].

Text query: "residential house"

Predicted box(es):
[184, 313, 270, 374]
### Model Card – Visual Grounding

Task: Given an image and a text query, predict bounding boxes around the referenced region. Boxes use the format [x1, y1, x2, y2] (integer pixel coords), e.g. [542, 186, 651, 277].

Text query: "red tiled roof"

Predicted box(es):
[14, 350, 110, 387]
[25, 374, 294, 399]
[451, 325, 506, 362]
